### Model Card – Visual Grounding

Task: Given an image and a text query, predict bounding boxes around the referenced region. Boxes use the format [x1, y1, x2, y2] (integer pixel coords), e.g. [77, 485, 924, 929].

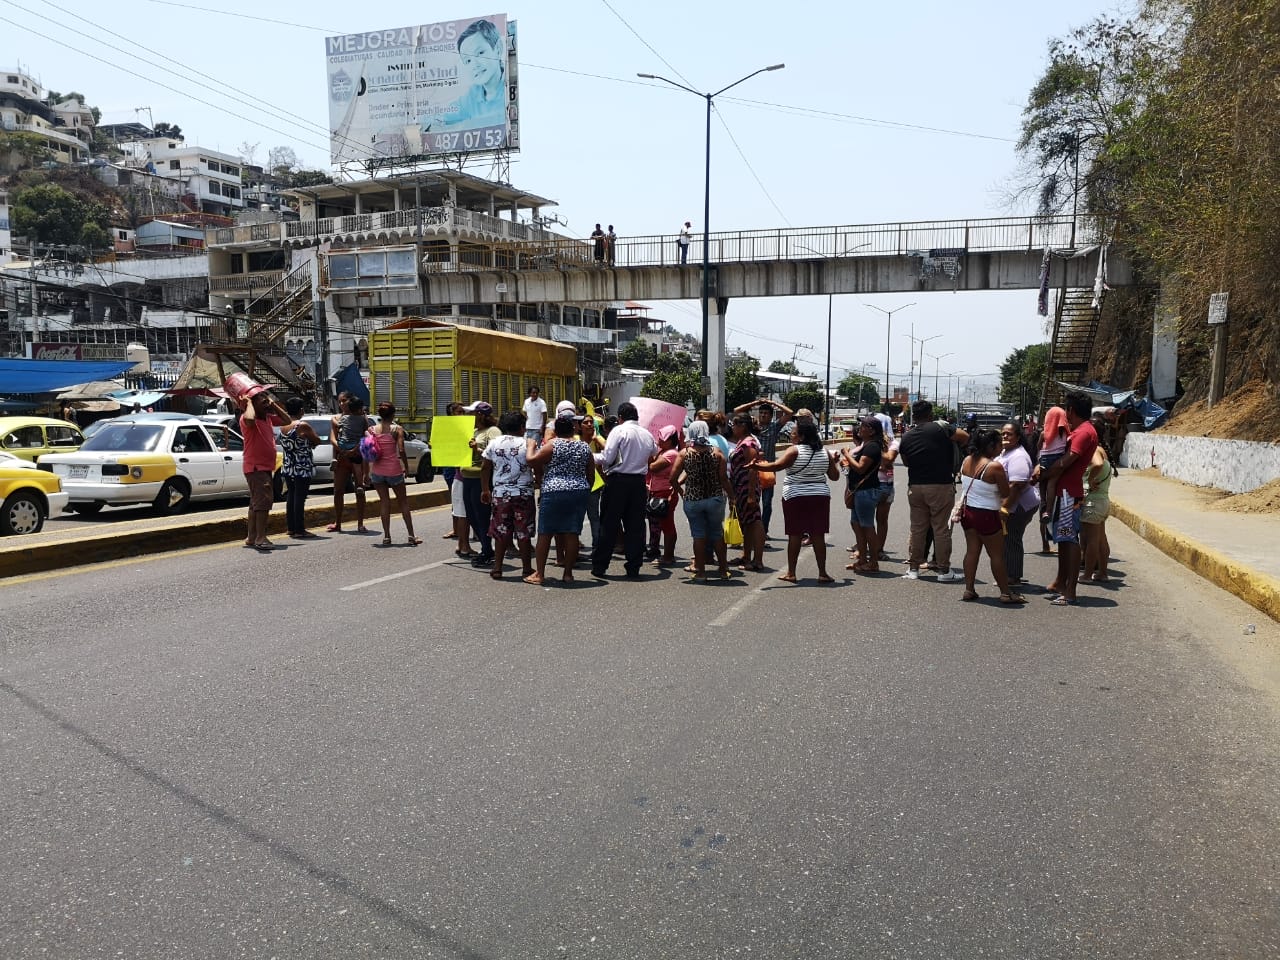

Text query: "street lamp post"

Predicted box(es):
[865, 302, 915, 418]
[916, 335, 942, 399]
[928, 352, 953, 406]
[638, 64, 785, 410]
[797, 242, 870, 436]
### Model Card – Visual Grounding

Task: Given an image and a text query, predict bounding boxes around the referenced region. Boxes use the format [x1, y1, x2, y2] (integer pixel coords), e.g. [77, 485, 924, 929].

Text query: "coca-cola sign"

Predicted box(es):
[33, 344, 83, 361]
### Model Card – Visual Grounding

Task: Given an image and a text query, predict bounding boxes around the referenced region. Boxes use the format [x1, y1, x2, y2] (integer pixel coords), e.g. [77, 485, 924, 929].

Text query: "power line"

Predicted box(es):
[597, 0, 694, 89]
[714, 108, 792, 228]
[139, 0, 336, 32]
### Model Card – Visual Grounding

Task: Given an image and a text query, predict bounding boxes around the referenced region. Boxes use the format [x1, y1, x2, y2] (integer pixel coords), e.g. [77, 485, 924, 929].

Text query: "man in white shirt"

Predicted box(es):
[678, 221, 692, 264]
[522, 386, 547, 444]
[591, 401, 657, 579]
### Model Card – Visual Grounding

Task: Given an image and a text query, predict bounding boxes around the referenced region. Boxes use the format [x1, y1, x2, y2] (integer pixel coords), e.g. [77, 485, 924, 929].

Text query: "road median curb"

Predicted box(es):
[0, 488, 451, 580]
[1110, 496, 1280, 623]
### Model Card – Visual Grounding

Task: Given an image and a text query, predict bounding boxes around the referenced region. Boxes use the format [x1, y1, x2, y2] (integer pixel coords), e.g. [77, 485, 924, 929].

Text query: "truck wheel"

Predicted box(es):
[0, 491, 45, 535]
[152, 478, 191, 515]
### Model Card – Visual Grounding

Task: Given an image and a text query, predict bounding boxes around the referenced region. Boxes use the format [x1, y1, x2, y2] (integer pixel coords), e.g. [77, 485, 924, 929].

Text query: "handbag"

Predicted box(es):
[359, 432, 380, 463]
[758, 469, 776, 489]
[949, 460, 985, 528]
[722, 506, 744, 546]
[645, 494, 670, 519]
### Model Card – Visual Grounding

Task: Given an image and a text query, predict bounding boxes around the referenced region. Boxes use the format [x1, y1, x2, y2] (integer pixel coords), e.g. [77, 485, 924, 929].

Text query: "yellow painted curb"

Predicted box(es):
[0, 488, 451, 581]
[1110, 497, 1280, 623]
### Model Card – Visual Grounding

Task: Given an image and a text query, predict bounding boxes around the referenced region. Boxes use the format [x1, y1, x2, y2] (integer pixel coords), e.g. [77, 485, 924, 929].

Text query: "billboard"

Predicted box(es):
[326, 15, 520, 164]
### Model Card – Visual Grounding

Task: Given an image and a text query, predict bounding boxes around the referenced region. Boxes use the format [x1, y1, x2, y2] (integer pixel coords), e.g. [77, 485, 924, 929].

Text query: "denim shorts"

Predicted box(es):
[852, 485, 882, 528]
[683, 495, 727, 540]
[878, 480, 894, 505]
[370, 471, 405, 487]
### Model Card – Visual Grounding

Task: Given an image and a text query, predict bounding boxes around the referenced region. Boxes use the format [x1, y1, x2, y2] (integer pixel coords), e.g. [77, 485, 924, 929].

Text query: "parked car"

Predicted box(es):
[292, 415, 434, 484]
[0, 416, 84, 463]
[0, 450, 39, 470]
[0, 460, 67, 535]
[40, 415, 282, 515]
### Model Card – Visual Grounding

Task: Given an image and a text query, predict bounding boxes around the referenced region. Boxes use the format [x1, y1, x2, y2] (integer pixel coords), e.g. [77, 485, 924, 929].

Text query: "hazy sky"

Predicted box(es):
[2, 0, 1127, 399]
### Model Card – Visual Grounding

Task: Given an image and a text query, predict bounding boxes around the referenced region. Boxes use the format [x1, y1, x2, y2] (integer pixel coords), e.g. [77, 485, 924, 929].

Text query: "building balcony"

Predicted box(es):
[2, 121, 88, 156]
[206, 205, 544, 251]
[208, 270, 285, 296]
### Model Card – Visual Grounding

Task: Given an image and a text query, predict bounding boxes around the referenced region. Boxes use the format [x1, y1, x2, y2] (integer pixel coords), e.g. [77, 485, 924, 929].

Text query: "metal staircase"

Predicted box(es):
[1040, 288, 1102, 413]
[204, 266, 319, 400]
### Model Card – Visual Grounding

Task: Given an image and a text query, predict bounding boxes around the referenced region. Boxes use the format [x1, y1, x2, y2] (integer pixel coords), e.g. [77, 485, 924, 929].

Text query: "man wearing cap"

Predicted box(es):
[239, 388, 291, 552]
[461, 401, 500, 567]
[592, 400, 657, 579]
[544, 399, 581, 443]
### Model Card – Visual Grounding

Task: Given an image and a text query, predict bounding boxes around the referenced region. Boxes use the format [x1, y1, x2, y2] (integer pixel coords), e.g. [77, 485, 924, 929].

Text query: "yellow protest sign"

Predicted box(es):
[430, 416, 474, 468]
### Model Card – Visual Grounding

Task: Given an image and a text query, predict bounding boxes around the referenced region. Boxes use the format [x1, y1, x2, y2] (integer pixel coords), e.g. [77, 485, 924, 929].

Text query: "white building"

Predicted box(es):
[120, 138, 244, 216]
[0, 68, 94, 163]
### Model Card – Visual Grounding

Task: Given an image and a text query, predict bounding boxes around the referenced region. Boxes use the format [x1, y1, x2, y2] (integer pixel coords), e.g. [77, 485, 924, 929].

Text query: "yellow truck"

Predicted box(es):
[367, 320, 579, 432]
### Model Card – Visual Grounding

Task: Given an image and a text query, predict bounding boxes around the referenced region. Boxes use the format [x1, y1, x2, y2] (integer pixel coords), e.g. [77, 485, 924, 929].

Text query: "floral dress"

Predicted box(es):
[729, 435, 762, 524]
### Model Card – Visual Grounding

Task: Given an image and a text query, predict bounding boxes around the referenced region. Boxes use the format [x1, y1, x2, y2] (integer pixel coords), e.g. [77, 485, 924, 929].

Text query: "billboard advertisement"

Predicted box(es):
[326, 15, 520, 164]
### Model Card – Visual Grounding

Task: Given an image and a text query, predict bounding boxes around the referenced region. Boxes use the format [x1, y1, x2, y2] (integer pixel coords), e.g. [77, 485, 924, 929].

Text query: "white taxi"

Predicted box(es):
[40, 413, 281, 515]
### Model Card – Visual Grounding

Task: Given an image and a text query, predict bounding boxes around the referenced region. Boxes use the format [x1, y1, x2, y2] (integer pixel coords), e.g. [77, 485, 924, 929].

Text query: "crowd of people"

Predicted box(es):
[246, 384, 1116, 604]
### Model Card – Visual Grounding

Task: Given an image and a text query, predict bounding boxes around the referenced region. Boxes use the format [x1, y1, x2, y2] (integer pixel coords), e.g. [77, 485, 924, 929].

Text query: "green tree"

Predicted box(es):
[783, 383, 824, 414]
[998, 343, 1050, 418]
[153, 122, 182, 139]
[0, 131, 51, 173]
[79, 221, 110, 252]
[767, 359, 801, 376]
[724, 358, 760, 410]
[289, 169, 333, 187]
[641, 369, 701, 407]
[618, 340, 656, 369]
[12, 183, 90, 245]
[836, 372, 881, 408]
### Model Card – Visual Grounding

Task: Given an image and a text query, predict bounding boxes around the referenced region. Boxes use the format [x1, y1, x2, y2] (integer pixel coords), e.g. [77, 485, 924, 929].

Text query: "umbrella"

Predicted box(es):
[56, 380, 129, 400]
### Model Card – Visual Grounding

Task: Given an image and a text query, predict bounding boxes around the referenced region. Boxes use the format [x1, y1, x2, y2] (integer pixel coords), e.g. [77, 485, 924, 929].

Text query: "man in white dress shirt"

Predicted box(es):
[591, 401, 657, 579]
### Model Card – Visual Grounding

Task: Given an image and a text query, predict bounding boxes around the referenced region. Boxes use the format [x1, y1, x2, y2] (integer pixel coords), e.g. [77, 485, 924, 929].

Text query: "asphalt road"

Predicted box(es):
[2, 489, 1278, 959]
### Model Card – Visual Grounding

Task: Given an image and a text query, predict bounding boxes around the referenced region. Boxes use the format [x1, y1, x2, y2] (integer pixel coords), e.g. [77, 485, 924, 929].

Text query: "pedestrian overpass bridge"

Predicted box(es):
[415, 214, 1128, 409]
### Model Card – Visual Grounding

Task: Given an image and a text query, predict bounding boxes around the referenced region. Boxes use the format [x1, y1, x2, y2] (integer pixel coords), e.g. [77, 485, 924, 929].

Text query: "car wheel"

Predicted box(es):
[152, 478, 191, 515]
[68, 502, 104, 515]
[415, 458, 435, 484]
[0, 491, 45, 535]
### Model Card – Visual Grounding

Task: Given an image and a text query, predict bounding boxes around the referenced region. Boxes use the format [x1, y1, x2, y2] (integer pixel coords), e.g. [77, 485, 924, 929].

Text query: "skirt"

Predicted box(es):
[781, 494, 830, 536]
[538, 489, 588, 536]
[450, 472, 467, 518]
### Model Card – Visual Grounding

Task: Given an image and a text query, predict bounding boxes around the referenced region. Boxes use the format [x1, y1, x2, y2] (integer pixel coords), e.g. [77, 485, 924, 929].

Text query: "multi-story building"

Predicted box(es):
[0, 69, 93, 163]
[0, 188, 11, 266]
[203, 169, 627, 386]
[119, 137, 244, 216]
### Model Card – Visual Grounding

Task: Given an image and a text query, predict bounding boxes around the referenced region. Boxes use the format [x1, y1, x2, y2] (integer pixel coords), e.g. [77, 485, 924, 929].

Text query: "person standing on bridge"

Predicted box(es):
[591, 224, 606, 263]
[678, 221, 692, 264]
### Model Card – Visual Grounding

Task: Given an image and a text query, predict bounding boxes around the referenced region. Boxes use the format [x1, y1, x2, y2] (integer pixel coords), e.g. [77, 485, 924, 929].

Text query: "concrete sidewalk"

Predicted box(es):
[1109, 468, 1280, 623]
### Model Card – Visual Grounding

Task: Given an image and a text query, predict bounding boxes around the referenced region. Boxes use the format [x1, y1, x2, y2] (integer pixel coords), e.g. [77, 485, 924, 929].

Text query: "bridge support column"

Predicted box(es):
[707, 296, 729, 411]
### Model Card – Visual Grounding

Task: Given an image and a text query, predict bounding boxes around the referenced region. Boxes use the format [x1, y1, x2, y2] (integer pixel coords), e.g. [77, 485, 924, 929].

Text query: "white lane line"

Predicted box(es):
[341, 558, 457, 590]
[709, 587, 765, 627]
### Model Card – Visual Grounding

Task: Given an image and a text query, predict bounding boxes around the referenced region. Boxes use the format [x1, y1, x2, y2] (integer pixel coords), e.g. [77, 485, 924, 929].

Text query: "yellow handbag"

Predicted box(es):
[722, 506, 744, 546]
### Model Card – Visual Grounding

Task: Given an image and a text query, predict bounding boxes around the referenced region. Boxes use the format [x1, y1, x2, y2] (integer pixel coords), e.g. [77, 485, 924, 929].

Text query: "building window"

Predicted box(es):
[6, 76, 17, 84]
[326, 247, 418, 291]
[169, 159, 180, 171]
[208, 181, 221, 196]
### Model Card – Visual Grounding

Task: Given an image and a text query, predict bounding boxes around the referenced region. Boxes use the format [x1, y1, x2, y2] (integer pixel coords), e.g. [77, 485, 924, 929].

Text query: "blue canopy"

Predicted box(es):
[0, 358, 140, 394]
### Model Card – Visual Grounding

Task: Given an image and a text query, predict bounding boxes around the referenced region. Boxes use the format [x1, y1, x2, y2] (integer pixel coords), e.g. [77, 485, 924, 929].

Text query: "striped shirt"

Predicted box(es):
[782, 444, 832, 501]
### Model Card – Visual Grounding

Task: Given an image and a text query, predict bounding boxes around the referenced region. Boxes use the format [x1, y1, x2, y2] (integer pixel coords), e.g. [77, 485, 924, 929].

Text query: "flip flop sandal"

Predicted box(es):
[961, 590, 979, 602]
[1049, 596, 1076, 606]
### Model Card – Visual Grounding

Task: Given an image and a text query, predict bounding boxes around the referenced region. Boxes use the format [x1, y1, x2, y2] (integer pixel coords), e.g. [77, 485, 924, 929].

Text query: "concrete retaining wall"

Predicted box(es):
[1121, 433, 1280, 493]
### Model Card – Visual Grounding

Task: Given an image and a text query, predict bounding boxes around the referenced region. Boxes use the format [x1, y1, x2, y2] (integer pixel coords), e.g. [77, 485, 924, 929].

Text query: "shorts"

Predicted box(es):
[246, 470, 273, 511]
[1050, 491, 1082, 544]
[961, 504, 1003, 537]
[450, 472, 468, 518]
[538, 489, 588, 536]
[490, 494, 536, 542]
[878, 480, 895, 505]
[852, 485, 881, 528]
[370, 471, 404, 487]
[1038, 451, 1064, 473]
[683, 494, 727, 541]
[1081, 497, 1110, 524]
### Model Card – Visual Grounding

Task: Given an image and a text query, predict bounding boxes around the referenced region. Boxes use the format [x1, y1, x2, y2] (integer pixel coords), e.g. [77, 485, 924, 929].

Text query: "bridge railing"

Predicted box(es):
[438, 216, 1094, 272]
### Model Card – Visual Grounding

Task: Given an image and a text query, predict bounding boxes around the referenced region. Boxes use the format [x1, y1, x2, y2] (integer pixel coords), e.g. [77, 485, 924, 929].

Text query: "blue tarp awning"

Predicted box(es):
[0, 358, 140, 394]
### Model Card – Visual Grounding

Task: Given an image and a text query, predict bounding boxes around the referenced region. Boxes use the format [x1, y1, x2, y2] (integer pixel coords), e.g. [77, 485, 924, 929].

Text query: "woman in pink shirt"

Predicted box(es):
[365, 402, 420, 546]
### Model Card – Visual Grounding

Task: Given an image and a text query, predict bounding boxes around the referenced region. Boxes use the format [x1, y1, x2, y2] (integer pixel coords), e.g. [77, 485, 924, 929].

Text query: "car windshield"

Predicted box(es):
[307, 418, 332, 442]
[79, 423, 166, 453]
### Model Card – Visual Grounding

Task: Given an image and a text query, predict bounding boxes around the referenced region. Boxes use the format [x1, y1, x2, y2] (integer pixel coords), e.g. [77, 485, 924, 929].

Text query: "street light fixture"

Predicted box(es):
[865, 302, 914, 418]
[638, 64, 785, 409]
[914, 334, 942, 399]
[797, 241, 871, 435]
[927, 351, 954, 407]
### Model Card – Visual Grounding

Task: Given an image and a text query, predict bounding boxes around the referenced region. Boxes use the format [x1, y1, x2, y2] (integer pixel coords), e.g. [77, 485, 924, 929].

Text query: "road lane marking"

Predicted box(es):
[710, 588, 765, 627]
[341, 558, 457, 590]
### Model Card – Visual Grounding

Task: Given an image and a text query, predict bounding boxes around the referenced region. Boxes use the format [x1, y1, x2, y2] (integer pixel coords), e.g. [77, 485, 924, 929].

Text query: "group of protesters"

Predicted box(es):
[268, 381, 1114, 602]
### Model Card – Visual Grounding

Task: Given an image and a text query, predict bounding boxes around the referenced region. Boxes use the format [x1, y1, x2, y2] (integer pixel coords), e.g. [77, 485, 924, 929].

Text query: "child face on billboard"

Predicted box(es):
[460, 32, 502, 90]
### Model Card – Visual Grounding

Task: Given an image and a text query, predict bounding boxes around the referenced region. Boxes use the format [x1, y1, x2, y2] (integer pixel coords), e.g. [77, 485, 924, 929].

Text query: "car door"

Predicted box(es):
[170, 425, 224, 497]
[210, 426, 249, 494]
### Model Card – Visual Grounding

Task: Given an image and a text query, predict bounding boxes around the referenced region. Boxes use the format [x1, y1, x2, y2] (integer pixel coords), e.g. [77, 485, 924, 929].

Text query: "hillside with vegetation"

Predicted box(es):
[1012, 0, 1280, 439]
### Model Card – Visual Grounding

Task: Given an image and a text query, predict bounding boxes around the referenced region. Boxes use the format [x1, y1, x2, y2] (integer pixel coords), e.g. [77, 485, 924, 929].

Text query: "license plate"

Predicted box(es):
[68, 465, 89, 479]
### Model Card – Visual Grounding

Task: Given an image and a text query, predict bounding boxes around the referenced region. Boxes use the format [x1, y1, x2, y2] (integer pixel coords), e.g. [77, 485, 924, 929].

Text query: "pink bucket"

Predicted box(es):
[223, 372, 266, 401]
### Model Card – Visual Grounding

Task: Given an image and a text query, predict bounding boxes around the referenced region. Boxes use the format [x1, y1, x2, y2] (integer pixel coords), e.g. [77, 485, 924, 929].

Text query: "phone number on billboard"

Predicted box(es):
[428, 127, 506, 152]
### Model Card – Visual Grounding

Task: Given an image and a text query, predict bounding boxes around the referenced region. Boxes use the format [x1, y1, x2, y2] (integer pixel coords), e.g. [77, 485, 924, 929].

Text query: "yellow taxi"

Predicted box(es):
[40, 413, 281, 515]
[0, 416, 84, 463]
[0, 459, 67, 535]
